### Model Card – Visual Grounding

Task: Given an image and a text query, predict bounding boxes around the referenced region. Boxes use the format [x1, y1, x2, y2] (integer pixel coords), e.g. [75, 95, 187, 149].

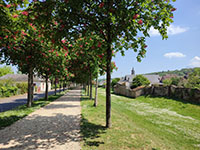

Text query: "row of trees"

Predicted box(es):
[0, 0, 176, 128]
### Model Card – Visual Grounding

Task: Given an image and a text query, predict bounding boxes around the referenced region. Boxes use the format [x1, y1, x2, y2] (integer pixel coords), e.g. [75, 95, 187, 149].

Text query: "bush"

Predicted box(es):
[0, 79, 15, 87]
[0, 86, 18, 97]
[16, 82, 28, 94]
[131, 75, 150, 89]
[111, 78, 120, 90]
[171, 77, 181, 86]
[163, 79, 172, 86]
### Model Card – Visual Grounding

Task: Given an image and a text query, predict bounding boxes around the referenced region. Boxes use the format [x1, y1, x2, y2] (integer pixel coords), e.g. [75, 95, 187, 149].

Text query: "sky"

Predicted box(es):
[109, 0, 200, 79]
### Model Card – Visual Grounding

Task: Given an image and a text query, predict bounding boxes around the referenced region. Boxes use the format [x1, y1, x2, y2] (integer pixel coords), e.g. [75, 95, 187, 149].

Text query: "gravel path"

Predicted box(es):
[0, 89, 81, 150]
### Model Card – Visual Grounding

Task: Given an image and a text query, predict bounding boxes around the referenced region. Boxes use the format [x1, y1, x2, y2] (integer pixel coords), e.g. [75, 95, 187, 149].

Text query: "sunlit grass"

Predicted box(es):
[81, 88, 200, 150]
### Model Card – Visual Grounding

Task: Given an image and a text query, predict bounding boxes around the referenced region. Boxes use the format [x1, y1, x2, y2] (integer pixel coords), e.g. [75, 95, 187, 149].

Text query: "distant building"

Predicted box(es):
[0, 74, 51, 92]
[118, 68, 161, 88]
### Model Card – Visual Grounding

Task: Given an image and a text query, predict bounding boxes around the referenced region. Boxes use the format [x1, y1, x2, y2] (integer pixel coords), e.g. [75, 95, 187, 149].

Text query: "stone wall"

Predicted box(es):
[114, 84, 145, 98]
[114, 84, 200, 103]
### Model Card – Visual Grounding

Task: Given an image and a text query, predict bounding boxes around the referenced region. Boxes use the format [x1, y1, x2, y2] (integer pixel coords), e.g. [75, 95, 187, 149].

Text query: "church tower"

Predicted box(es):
[131, 67, 135, 75]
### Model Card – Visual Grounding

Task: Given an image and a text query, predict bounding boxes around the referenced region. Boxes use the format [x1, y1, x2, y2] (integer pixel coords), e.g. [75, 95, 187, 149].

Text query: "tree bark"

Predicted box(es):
[89, 73, 92, 100]
[31, 73, 33, 103]
[59, 81, 62, 92]
[63, 81, 65, 91]
[45, 75, 48, 101]
[94, 75, 98, 107]
[106, 40, 112, 128]
[54, 77, 57, 95]
[87, 78, 89, 96]
[27, 67, 33, 107]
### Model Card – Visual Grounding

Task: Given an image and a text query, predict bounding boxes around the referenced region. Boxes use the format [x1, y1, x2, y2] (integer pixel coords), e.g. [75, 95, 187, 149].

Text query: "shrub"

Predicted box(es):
[0, 79, 15, 87]
[186, 68, 200, 89]
[111, 78, 120, 90]
[16, 82, 28, 94]
[163, 79, 172, 86]
[131, 75, 150, 89]
[171, 77, 181, 86]
[0, 86, 18, 97]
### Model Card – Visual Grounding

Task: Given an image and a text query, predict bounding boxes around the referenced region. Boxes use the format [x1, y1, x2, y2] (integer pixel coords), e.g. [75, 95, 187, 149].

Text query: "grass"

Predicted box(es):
[0, 91, 67, 130]
[81, 88, 200, 150]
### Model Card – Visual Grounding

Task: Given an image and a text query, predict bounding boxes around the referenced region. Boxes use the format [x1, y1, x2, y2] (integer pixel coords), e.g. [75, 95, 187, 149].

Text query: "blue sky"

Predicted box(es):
[110, 0, 200, 78]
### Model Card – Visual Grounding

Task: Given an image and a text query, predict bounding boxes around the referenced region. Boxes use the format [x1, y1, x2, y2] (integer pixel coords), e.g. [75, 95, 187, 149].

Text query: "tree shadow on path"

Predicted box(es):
[0, 113, 81, 150]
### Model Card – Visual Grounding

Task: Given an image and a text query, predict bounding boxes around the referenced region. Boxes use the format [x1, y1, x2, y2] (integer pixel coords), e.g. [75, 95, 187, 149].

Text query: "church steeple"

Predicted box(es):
[131, 67, 135, 75]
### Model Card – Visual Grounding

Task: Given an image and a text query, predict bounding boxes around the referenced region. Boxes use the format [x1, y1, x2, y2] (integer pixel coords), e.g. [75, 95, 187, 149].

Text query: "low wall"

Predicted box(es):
[114, 84, 200, 104]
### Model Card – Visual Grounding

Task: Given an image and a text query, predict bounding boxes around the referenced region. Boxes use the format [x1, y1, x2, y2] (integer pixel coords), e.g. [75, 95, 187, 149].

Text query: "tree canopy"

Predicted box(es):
[0, 66, 14, 77]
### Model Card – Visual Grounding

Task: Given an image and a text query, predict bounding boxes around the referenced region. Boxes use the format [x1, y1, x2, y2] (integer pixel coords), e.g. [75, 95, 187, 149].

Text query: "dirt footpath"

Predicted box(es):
[0, 90, 81, 150]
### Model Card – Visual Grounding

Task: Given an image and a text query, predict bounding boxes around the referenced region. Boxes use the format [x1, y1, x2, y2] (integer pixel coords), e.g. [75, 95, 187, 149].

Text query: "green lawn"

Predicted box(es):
[0, 91, 66, 130]
[81, 88, 200, 150]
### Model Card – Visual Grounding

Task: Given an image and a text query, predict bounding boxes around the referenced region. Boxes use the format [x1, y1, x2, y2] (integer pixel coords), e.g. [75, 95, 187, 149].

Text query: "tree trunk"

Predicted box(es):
[54, 78, 57, 95]
[27, 67, 33, 107]
[31, 73, 34, 103]
[83, 83, 86, 92]
[63, 81, 65, 91]
[45, 75, 49, 100]
[87, 78, 89, 96]
[59, 81, 62, 92]
[106, 43, 112, 128]
[90, 73, 92, 100]
[94, 75, 98, 107]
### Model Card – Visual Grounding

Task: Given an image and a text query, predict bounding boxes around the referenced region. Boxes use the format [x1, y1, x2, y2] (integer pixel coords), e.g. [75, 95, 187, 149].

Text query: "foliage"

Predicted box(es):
[171, 77, 181, 86]
[163, 77, 181, 86]
[0, 66, 14, 77]
[147, 68, 195, 77]
[163, 79, 172, 86]
[111, 78, 120, 89]
[131, 75, 150, 89]
[16, 82, 28, 94]
[186, 68, 200, 89]
[0, 86, 18, 97]
[0, 79, 17, 97]
[0, 78, 15, 87]
[0, 79, 27, 97]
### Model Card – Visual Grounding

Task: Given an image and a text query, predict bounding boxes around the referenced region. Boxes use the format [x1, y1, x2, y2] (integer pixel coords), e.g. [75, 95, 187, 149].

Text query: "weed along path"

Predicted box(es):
[0, 89, 81, 150]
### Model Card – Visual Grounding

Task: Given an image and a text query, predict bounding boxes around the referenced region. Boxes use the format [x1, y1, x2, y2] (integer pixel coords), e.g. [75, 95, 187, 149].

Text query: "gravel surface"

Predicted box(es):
[0, 89, 81, 150]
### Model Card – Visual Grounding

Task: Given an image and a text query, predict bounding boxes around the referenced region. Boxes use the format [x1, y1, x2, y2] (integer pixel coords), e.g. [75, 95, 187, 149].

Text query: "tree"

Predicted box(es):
[0, 66, 14, 77]
[0, 1, 56, 107]
[131, 75, 150, 89]
[171, 77, 180, 86]
[163, 79, 172, 86]
[71, 0, 177, 128]
[186, 68, 200, 89]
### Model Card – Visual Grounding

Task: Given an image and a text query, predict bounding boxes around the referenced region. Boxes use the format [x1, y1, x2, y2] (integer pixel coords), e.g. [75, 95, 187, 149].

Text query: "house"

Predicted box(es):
[118, 68, 161, 88]
[0, 74, 51, 93]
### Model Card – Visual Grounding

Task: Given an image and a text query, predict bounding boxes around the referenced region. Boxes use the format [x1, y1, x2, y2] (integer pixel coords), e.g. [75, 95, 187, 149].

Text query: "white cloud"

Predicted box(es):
[149, 27, 160, 36]
[149, 25, 189, 36]
[164, 52, 186, 58]
[189, 56, 200, 67]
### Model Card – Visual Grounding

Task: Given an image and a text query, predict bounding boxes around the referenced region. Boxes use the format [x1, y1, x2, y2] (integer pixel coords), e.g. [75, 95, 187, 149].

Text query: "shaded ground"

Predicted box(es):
[0, 89, 81, 150]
